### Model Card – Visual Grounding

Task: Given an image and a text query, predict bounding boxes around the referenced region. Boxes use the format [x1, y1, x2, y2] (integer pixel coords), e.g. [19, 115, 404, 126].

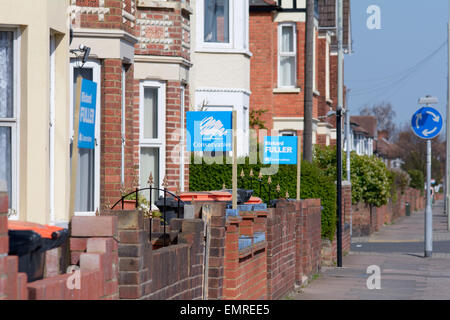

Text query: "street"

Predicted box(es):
[287, 200, 450, 300]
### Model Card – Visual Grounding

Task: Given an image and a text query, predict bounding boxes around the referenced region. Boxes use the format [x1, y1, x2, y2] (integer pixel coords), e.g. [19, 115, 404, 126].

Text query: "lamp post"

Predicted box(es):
[336, 0, 344, 268]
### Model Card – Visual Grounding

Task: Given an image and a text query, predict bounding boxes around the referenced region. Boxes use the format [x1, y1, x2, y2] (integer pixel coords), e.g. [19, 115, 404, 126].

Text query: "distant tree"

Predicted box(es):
[360, 102, 397, 140]
[395, 123, 444, 185]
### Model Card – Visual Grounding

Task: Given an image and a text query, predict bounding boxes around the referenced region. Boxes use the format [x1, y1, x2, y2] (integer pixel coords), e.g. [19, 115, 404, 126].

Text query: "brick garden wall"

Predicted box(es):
[0, 186, 120, 300]
[265, 199, 323, 299]
[351, 188, 425, 237]
[102, 210, 204, 300]
[223, 211, 268, 300]
[266, 202, 296, 300]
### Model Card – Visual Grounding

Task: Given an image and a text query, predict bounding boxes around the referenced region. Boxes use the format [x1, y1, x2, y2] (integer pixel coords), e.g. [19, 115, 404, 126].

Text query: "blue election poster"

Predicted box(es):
[78, 79, 97, 149]
[186, 111, 233, 152]
[263, 136, 298, 165]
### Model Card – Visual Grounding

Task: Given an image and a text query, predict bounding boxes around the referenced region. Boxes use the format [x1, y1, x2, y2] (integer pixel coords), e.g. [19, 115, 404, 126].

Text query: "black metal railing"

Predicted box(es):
[237, 169, 289, 208]
[111, 186, 185, 248]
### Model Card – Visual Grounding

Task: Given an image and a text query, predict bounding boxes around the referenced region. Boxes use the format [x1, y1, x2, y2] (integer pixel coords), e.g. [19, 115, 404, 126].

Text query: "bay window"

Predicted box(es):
[204, 0, 229, 43]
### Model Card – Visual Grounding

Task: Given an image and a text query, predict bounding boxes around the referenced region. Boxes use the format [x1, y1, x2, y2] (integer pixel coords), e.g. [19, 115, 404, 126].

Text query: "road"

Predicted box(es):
[287, 200, 450, 299]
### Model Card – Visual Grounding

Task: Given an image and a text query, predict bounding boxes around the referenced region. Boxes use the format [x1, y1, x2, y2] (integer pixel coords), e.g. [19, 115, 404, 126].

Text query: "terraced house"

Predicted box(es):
[249, 0, 352, 145]
[69, 0, 192, 217]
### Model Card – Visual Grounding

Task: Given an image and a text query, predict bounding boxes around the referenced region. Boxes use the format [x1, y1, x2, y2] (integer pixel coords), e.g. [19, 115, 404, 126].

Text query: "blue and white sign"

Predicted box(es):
[263, 136, 298, 165]
[186, 111, 233, 152]
[411, 106, 443, 140]
[78, 79, 97, 149]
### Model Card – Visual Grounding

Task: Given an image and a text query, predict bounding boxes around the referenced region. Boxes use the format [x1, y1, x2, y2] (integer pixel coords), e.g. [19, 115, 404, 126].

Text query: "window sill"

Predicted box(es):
[195, 47, 253, 58]
[273, 87, 301, 94]
[313, 90, 321, 97]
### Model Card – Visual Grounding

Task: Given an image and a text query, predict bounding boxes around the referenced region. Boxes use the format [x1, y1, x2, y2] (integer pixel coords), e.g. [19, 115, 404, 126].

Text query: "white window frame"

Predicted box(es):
[180, 86, 185, 192]
[277, 23, 297, 89]
[139, 80, 166, 193]
[0, 27, 20, 220]
[198, 0, 234, 50]
[69, 59, 101, 216]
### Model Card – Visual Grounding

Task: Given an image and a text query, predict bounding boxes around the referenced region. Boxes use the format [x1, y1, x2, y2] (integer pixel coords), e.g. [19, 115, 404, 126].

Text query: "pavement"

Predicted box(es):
[286, 200, 450, 300]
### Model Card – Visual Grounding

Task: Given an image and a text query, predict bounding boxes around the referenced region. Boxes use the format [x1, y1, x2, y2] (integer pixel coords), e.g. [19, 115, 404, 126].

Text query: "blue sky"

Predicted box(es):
[346, 0, 449, 128]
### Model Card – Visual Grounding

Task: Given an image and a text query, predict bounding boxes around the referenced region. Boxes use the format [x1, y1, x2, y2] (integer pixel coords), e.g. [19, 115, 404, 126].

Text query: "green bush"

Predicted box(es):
[189, 155, 337, 240]
[408, 169, 424, 191]
[388, 168, 410, 201]
[314, 145, 391, 207]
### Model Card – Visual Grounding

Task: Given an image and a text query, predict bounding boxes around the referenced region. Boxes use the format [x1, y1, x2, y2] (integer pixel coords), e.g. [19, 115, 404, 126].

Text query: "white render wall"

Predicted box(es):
[190, 0, 251, 156]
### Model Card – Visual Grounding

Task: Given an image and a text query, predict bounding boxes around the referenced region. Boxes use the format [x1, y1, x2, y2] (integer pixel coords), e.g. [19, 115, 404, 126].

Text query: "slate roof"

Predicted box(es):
[350, 116, 377, 138]
[376, 138, 401, 159]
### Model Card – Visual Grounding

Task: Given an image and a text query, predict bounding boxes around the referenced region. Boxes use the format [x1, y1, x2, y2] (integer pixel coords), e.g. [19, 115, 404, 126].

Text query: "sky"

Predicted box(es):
[346, 0, 449, 129]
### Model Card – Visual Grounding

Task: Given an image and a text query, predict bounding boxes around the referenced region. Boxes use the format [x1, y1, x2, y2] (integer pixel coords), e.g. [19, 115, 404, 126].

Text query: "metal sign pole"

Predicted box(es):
[425, 139, 433, 257]
[232, 111, 237, 210]
[413, 97, 442, 257]
[296, 136, 301, 200]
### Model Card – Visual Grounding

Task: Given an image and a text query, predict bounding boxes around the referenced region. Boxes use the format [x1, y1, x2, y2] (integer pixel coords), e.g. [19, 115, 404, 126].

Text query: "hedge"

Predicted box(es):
[314, 146, 391, 207]
[189, 155, 337, 240]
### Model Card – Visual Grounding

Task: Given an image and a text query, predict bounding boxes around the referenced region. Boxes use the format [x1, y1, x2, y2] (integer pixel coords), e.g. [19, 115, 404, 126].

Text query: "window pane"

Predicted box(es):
[281, 26, 294, 53]
[280, 56, 296, 87]
[73, 68, 93, 128]
[75, 148, 95, 212]
[143, 87, 158, 139]
[72, 67, 95, 213]
[0, 127, 12, 208]
[140, 147, 160, 204]
[0, 31, 14, 118]
[204, 0, 229, 43]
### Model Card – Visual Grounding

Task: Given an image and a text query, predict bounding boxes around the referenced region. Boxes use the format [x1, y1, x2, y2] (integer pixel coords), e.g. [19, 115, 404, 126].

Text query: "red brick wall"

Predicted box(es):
[0, 207, 120, 300]
[297, 199, 322, 280]
[223, 211, 268, 300]
[101, 59, 136, 206]
[102, 210, 204, 300]
[249, 12, 320, 132]
[351, 188, 425, 237]
[135, 4, 190, 61]
[266, 202, 296, 300]
[73, 0, 136, 35]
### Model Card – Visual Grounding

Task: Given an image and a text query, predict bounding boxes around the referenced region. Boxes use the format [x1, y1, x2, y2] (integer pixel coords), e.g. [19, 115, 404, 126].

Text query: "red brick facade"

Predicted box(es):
[249, 7, 336, 145]
[71, 0, 191, 208]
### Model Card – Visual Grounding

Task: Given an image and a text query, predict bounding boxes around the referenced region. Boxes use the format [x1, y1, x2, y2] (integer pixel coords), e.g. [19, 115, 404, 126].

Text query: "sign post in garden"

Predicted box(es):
[263, 135, 301, 199]
[186, 110, 236, 207]
[412, 96, 443, 257]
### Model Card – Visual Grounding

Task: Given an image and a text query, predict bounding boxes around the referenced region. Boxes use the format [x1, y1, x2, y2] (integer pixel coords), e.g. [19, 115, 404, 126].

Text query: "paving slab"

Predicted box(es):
[286, 200, 450, 300]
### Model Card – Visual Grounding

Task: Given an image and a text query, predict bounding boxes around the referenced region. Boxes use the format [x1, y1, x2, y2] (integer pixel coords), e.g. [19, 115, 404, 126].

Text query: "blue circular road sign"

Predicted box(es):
[411, 106, 443, 140]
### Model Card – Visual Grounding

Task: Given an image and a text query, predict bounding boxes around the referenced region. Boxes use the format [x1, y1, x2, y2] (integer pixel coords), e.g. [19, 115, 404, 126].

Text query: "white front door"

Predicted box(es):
[70, 60, 101, 216]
